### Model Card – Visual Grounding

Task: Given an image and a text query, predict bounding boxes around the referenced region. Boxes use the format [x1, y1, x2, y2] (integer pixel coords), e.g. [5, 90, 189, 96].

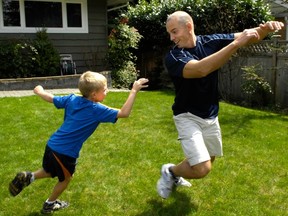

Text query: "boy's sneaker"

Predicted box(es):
[9, 171, 32, 196]
[41, 200, 69, 214]
[157, 163, 192, 199]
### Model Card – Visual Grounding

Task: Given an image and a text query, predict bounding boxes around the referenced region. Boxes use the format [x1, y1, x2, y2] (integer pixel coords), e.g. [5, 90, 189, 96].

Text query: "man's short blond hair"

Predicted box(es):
[78, 71, 107, 98]
[166, 11, 193, 26]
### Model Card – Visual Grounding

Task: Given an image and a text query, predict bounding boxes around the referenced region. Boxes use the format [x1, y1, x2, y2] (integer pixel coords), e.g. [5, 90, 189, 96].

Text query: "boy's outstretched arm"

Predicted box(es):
[33, 85, 54, 103]
[117, 78, 149, 118]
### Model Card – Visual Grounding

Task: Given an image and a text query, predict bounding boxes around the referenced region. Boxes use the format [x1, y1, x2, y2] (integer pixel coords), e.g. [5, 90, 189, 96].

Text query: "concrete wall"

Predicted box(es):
[0, 71, 112, 91]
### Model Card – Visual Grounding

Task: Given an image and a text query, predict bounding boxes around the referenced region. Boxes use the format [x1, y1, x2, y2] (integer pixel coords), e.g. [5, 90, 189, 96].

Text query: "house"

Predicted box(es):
[267, 0, 288, 40]
[0, 0, 286, 76]
[0, 0, 132, 74]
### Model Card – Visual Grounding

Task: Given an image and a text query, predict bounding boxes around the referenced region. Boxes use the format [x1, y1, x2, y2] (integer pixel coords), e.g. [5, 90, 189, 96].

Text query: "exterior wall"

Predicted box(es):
[51, 0, 108, 73]
[0, 71, 112, 90]
[0, 0, 108, 75]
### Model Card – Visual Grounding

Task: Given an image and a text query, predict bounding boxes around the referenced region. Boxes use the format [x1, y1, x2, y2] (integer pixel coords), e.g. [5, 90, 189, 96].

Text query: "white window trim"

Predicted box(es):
[0, 0, 88, 33]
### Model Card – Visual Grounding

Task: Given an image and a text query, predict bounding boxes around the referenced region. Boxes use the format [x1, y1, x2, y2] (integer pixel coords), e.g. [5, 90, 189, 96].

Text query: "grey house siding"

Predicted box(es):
[0, 0, 109, 75]
[51, 0, 108, 73]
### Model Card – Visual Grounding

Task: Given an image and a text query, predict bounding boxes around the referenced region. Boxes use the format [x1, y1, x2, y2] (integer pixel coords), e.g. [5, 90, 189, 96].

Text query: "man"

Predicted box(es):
[157, 11, 284, 199]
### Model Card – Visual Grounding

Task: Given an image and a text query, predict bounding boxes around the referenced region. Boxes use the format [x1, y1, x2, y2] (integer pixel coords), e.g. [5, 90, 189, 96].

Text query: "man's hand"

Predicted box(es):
[233, 28, 261, 48]
[259, 21, 284, 33]
[234, 20, 284, 48]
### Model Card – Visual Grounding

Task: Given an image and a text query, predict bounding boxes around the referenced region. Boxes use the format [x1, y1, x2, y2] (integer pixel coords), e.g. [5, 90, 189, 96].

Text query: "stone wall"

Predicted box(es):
[0, 71, 112, 91]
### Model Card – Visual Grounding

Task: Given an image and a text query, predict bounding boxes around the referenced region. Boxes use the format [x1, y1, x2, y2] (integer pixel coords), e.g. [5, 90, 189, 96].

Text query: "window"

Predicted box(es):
[2, 0, 20, 26]
[0, 0, 88, 33]
[67, 3, 81, 27]
[25, 1, 62, 28]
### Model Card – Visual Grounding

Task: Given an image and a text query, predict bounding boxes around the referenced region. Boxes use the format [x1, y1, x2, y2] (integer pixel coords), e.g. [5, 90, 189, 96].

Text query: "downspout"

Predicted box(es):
[108, 2, 129, 12]
[285, 16, 288, 40]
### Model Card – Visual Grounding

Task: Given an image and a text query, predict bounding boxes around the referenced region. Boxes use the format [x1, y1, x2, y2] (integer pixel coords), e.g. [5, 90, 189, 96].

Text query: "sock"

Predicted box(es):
[46, 199, 55, 204]
[30, 173, 35, 183]
[168, 167, 178, 180]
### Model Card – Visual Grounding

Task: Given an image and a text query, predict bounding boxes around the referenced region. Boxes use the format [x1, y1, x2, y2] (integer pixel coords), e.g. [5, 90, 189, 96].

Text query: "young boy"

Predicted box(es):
[9, 71, 149, 214]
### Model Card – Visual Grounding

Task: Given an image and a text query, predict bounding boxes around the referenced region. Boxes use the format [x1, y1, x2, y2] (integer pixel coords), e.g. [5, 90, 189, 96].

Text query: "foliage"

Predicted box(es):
[126, 0, 273, 52]
[33, 29, 60, 77]
[0, 29, 59, 78]
[111, 61, 139, 89]
[123, 0, 273, 89]
[0, 39, 38, 78]
[107, 19, 142, 88]
[0, 92, 287, 215]
[241, 65, 273, 106]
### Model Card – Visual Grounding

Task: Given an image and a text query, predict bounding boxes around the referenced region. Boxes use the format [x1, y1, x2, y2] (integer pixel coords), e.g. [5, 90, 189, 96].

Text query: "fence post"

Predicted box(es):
[271, 35, 281, 104]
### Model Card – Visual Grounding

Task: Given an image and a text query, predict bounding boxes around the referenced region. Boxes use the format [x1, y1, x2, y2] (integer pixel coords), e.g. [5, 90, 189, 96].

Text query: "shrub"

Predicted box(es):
[241, 65, 273, 106]
[33, 29, 60, 77]
[107, 18, 142, 88]
[0, 29, 59, 78]
[0, 39, 38, 78]
[111, 61, 138, 89]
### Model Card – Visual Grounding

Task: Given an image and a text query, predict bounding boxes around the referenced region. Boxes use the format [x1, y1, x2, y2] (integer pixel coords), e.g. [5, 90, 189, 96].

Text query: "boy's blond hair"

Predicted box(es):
[78, 71, 107, 98]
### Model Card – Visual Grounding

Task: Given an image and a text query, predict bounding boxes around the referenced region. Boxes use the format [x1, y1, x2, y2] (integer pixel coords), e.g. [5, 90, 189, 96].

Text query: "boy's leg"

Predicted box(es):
[9, 169, 51, 196]
[34, 168, 52, 179]
[41, 173, 72, 214]
[9, 171, 33, 196]
[48, 175, 72, 201]
[41, 151, 74, 214]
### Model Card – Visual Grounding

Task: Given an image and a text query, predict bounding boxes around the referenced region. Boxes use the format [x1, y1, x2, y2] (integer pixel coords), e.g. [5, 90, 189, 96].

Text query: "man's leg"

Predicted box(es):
[171, 157, 215, 179]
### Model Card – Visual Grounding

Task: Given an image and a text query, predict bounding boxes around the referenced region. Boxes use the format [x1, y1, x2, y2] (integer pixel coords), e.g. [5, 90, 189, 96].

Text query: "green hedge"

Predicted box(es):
[0, 29, 60, 79]
[127, 0, 273, 52]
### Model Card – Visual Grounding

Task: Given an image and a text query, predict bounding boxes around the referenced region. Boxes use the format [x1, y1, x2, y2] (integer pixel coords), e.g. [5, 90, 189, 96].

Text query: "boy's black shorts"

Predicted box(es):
[42, 145, 77, 182]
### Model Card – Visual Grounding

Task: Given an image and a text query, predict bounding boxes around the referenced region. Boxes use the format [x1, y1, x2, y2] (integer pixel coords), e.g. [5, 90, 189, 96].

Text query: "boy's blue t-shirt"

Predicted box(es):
[47, 94, 118, 158]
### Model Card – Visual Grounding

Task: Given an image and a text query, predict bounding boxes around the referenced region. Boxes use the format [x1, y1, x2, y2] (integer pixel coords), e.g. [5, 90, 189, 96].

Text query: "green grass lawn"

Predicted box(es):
[0, 91, 287, 216]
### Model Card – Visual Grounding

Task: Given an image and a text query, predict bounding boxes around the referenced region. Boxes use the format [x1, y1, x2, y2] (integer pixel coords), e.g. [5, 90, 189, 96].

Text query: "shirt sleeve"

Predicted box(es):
[94, 103, 119, 123]
[165, 49, 192, 78]
[53, 94, 74, 109]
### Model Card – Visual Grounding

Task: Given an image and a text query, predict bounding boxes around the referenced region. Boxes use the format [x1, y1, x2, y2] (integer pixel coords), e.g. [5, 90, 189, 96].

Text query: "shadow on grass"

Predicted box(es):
[220, 111, 288, 137]
[26, 212, 42, 216]
[136, 191, 198, 216]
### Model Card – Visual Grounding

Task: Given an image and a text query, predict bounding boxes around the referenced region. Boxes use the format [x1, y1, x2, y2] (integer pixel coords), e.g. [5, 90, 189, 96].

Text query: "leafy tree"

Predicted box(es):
[126, 0, 273, 52]
[124, 0, 273, 89]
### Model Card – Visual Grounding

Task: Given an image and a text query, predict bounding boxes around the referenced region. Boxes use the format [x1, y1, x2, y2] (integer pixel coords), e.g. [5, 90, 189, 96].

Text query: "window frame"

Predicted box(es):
[0, 0, 88, 33]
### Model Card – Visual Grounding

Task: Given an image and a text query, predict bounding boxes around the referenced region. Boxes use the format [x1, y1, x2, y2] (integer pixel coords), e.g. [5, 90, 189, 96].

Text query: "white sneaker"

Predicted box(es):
[156, 163, 175, 199]
[175, 177, 192, 187]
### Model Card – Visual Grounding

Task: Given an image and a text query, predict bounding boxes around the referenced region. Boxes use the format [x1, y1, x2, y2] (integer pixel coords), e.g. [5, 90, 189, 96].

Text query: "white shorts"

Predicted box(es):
[173, 112, 223, 166]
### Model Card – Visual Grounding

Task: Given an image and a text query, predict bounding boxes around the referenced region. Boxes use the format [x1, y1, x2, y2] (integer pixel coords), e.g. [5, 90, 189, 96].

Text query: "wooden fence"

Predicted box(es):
[219, 37, 288, 107]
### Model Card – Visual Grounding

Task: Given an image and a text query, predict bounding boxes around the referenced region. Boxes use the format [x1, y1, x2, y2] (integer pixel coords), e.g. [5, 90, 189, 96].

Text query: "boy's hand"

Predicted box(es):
[33, 85, 54, 103]
[132, 78, 149, 92]
[33, 85, 44, 95]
